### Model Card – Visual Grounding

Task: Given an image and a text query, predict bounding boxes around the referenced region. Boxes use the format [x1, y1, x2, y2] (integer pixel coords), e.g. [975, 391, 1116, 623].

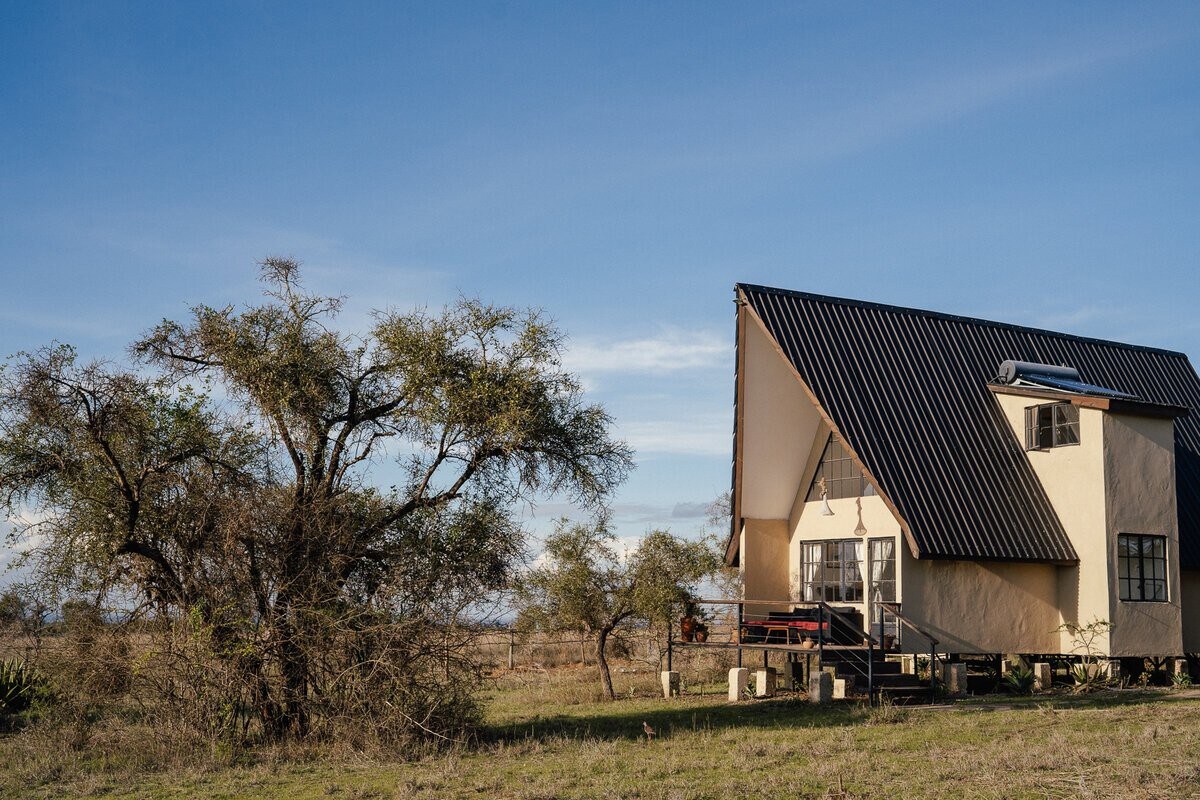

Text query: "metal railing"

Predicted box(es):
[878, 601, 940, 704]
[667, 598, 882, 703]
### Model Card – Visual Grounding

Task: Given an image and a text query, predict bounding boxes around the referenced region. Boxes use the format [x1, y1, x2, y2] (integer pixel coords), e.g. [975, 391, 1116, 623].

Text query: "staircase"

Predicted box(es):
[821, 645, 936, 705]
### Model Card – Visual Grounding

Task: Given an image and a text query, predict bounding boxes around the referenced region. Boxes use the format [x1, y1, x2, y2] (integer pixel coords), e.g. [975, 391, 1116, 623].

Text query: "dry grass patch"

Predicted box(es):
[3, 664, 1200, 799]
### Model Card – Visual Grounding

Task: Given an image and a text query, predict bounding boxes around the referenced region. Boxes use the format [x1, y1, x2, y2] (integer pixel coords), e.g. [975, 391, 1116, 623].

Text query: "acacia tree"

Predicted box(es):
[516, 518, 719, 700]
[0, 259, 632, 742]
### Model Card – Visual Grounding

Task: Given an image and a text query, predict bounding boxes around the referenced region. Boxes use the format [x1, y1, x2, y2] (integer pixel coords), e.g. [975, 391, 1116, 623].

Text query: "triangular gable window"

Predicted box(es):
[805, 433, 876, 502]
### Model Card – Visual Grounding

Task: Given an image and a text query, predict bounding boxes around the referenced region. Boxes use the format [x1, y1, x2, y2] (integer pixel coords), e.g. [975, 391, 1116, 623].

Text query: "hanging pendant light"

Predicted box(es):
[818, 477, 834, 516]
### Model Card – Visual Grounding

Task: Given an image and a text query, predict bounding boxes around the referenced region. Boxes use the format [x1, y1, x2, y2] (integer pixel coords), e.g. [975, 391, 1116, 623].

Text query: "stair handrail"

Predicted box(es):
[817, 601, 878, 646]
[877, 601, 938, 646]
[878, 601, 940, 705]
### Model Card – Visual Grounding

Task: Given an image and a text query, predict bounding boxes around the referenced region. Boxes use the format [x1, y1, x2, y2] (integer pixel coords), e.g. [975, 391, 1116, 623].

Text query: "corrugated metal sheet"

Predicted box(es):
[736, 284, 1200, 567]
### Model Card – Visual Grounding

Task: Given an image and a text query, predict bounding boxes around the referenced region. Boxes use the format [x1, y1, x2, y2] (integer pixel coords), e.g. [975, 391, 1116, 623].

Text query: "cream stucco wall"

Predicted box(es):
[740, 518, 790, 612]
[900, 553, 1062, 653]
[788, 496, 903, 600]
[1102, 412, 1182, 656]
[993, 393, 1111, 653]
[739, 315, 822, 521]
[993, 391, 1182, 656]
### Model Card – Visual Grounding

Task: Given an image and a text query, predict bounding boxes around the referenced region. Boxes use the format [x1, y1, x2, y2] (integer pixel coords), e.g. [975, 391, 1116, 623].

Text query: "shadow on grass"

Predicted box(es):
[481, 695, 867, 744]
[947, 687, 1200, 712]
[483, 688, 1200, 745]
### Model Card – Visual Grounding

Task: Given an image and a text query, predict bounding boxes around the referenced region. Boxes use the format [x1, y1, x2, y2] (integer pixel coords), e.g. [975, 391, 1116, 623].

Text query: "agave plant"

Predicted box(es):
[1070, 663, 1110, 693]
[1002, 666, 1035, 695]
[0, 658, 36, 715]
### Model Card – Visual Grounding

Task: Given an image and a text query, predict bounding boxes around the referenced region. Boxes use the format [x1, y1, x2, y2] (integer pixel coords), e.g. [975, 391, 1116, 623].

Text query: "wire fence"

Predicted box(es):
[473, 624, 742, 673]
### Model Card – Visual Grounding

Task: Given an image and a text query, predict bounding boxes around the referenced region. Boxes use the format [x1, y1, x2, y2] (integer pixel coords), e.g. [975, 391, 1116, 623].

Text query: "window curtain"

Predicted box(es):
[869, 538, 893, 598]
[802, 542, 822, 602]
[845, 540, 864, 601]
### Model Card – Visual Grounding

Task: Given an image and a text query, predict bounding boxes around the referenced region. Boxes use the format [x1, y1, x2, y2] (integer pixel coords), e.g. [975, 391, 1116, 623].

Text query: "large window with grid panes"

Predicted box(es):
[805, 433, 876, 501]
[1118, 533, 1167, 602]
[798, 537, 895, 604]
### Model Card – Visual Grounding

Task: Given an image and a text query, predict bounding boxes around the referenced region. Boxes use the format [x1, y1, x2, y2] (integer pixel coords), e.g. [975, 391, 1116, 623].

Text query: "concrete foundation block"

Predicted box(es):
[833, 678, 848, 700]
[755, 667, 777, 698]
[809, 671, 833, 704]
[942, 662, 968, 696]
[899, 654, 915, 675]
[1033, 662, 1052, 691]
[1104, 660, 1121, 681]
[660, 671, 680, 698]
[1170, 658, 1190, 679]
[728, 668, 749, 702]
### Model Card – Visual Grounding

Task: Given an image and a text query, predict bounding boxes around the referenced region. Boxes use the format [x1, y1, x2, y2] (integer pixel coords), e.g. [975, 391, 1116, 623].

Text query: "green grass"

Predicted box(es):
[3, 665, 1200, 799]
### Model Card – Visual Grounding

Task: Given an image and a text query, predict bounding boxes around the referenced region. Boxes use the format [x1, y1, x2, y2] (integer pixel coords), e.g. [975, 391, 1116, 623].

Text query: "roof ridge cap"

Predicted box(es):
[736, 283, 1189, 360]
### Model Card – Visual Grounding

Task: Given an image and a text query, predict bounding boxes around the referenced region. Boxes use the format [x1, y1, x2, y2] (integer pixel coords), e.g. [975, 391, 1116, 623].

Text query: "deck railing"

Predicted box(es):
[668, 598, 882, 702]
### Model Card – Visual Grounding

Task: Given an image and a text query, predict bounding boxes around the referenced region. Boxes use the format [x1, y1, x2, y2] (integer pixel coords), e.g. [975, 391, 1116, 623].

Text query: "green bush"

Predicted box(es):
[0, 659, 38, 716]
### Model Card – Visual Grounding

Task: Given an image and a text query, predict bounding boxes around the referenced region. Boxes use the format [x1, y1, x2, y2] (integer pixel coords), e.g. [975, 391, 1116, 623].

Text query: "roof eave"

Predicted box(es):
[988, 384, 1189, 419]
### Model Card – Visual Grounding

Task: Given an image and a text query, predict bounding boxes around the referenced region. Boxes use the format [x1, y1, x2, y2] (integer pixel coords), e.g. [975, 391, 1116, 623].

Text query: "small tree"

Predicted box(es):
[0, 260, 633, 743]
[1057, 618, 1114, 692]
[0, 591, 26, 629]
[517, 518, 719, 700]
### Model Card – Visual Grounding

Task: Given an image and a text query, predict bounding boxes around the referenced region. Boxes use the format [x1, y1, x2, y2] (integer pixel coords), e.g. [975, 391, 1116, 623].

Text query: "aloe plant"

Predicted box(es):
[0, 658, 36, 715]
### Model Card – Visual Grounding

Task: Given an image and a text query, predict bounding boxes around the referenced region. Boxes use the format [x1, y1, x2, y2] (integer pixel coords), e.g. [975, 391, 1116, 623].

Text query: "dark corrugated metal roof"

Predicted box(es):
[736, 284, 1200, 567]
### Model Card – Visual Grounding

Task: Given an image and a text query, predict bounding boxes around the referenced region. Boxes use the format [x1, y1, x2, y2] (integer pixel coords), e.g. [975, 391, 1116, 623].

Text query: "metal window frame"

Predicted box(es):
[1025, 402, 1081, 450]
[801, 538, 865, 603]
[806, 433, 875, 501]
[1117, 533, 1168, 603]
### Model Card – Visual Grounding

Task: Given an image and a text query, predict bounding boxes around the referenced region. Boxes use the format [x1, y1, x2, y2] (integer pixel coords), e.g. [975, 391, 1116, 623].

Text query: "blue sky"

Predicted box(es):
[3, 2, 1200, 571]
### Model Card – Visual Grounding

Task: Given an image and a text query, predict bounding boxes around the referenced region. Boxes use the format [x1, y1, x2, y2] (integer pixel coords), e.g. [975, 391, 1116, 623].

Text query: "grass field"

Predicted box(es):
[3, 664, 1200, 799]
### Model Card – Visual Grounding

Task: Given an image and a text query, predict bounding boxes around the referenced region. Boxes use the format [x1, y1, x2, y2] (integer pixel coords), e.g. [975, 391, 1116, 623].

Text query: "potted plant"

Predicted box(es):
[679, 600, 699, 642]
[694, 622, 709, 643]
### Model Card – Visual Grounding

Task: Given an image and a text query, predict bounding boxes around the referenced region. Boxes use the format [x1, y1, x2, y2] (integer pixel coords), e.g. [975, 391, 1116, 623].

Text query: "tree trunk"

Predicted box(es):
[596, 626, 615, 700]
[267, 603, 311, 740]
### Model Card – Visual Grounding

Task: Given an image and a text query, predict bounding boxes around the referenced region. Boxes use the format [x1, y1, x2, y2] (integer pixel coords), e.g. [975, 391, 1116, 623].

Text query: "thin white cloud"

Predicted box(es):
[619, 413, 730, 458]
[565, 328, 729, 375]
[765, 34, 1163, 168]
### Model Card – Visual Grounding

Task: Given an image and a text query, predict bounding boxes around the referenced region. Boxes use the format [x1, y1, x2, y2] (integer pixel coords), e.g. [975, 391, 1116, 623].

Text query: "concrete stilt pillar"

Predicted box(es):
[942, 662, 968, 696]
[832, 678, 848, 700]
[728, 667, 749, 702]
[1032, 662, 1052, 690]
[755, 667, 777, 698]
[809, 671, 833, 704]
[660, 671, 680, 698]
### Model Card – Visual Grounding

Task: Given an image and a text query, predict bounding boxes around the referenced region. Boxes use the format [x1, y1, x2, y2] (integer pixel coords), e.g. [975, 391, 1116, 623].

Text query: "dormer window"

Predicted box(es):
[1024, 402, 1079, 450]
